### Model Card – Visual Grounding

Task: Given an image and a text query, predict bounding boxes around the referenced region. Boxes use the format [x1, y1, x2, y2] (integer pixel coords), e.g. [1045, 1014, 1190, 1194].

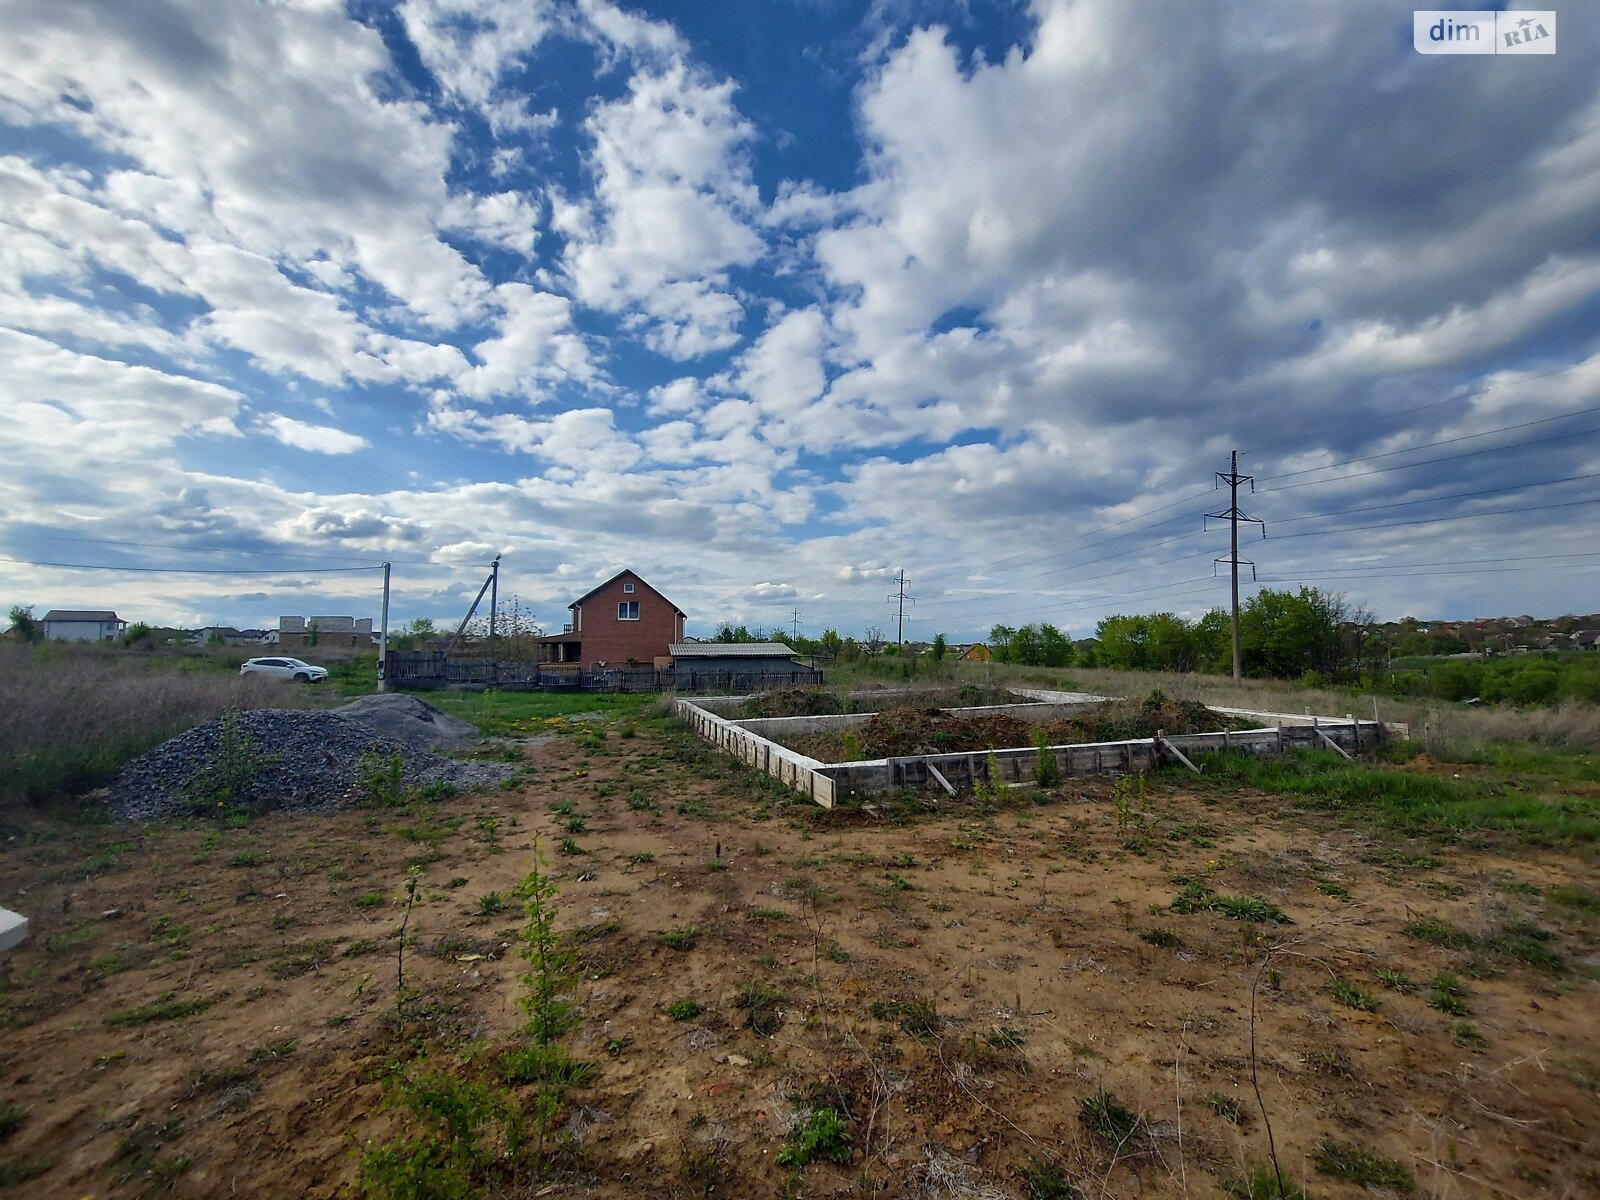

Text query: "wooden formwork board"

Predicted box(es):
[674, 698, 836, 808]
[678, 696, 1385, 807]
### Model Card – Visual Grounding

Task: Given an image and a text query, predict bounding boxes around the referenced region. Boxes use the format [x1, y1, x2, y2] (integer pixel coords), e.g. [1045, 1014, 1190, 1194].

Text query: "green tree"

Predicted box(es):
[7, 605, 42, 642]
[1036, 623, 1074, 667]
[930, 633, 947, 661]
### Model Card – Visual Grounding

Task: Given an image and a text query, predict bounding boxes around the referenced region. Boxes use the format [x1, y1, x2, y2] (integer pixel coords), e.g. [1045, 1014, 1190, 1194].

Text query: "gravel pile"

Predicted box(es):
[334, 693, 481, 750]
[109, 707, 513, 820]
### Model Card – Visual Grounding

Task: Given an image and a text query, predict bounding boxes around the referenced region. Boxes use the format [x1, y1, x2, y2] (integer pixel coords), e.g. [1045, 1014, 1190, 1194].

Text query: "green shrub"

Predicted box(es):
[777, 1107, 851, 1167]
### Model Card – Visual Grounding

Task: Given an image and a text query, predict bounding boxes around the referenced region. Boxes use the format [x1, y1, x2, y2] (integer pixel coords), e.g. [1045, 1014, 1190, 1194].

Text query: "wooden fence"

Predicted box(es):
[385, 651, 820, 694]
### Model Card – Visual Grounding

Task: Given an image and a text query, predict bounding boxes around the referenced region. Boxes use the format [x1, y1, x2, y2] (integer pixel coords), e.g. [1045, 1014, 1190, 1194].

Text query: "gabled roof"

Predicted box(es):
[42, 610, 122, 622]
[568, 570, 685, 617]
[669, 642, 795, 658]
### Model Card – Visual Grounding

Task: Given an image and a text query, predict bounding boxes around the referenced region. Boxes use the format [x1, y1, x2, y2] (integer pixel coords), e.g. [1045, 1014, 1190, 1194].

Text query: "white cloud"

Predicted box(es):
[261, 415, 371, 456]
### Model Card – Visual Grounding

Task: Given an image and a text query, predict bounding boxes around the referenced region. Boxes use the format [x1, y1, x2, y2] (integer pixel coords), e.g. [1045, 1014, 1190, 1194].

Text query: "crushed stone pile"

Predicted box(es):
[334, 692, 480, 750]
[108, 707, 512, 820]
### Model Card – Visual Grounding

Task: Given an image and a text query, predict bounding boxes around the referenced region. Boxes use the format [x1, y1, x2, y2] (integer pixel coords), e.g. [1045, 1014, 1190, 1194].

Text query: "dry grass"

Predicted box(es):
[0, 643, 330, 806]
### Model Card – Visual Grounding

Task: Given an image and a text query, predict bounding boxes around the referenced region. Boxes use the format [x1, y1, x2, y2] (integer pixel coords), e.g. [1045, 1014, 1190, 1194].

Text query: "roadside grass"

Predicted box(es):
[425, 690, 654, 737]
[0, 643, 331, 806]
[1187, 748, 1600, 844]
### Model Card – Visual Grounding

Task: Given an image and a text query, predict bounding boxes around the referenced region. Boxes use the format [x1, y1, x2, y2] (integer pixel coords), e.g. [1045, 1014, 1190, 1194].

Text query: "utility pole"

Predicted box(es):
[887, 570, 914, 647]
[488, 555, 500, 657]
[1205, 450, 1265, 681]
[789, 606, 802, 644]
[377, 561, 391, 693]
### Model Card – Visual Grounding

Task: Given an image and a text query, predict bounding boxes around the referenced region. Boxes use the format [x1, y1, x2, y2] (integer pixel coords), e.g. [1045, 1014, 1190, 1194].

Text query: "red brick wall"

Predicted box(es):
[574, 573, 684, 666]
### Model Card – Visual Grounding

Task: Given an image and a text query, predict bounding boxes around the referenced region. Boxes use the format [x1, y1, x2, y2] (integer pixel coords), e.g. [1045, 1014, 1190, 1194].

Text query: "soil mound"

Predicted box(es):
[738, 688, 846, 718]
[107, 709, 511, 820]
[335, 693, 480, 750]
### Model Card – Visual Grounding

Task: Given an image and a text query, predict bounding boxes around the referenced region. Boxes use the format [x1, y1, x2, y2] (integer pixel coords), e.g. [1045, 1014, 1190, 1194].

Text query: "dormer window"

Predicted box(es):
[618, 601, 640, 620]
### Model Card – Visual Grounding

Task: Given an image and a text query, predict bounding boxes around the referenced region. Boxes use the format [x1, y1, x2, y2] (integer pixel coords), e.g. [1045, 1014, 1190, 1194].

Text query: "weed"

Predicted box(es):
[558, 836, 582, 855]
[498, 1043, 595, 1088]
[750, 907, 791, 922]
[777, 1106, 851, 1167]
[1315, 879, 1351, 901]
[354, 892, 386, 908]
[884, 873, 912, 891]
[658, 926, 700, 951]
[1033, 728, 1061, 788]
[357, 751, 408, 808]
[1550, 883, 1600, 913]
[476, 892, 506, 916]
[515, 846, 576, 1047]
[1140, 928, 1180, 948]
[1428, 971, 1471, 1016]
[737, 980, 783, 1036]
[1172, 882, 1288, 923]
[984, 1026, 1024, 1050]
[245, 1038, 297, 1066]
[1079, 1089, 1140, 1148]
[1492, 927, 1564, 973]
[1020, 1154, 1076, 1199]
[564, 815, 587, 834]
[627, 788, 655, 812]
[1199, 1091, 1243, 1123]
[228, 849, 269, 867]
[0, 1102, 25, 1141]
[1325, 978, 1380, 1012]
[667, 999, 703, 1021]
[105, 992, 220, 1026]
[705, 858, 729, 872]
[1403, 917, 1476, 949]
[1375, 968, 1417, 992]
[1449, 1020, 1487, 1049]
[182, 708, 275, 813]
[1223, 1164, 1313, 1199]
[1314, 1139, 1414, 1192]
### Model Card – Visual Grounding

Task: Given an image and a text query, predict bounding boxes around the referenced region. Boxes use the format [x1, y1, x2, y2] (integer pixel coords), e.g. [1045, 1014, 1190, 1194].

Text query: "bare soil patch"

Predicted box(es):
[1, 712, 1597, 1198]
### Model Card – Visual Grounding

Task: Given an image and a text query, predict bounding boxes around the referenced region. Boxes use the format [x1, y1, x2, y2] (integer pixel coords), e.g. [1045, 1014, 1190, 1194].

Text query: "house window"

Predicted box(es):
[618, 601, 639, 620]
[623, 582, 634, 593]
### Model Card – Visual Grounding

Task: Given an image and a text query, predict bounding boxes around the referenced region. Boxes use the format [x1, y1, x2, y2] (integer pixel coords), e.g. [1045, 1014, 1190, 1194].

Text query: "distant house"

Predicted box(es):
[39, 609, 127, 642]
[1575, 631, 1600, 651]
[278, 615, 375, 650]
[667, 641, 817, 687]
[536, 570, 686, 667]
[191, 626, 251, 646]
[959, 643, 992, 663]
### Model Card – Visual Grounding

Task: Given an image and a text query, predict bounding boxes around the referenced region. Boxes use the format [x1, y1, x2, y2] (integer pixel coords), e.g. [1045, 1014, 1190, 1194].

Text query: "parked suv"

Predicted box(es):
[239, 657, 328, 683]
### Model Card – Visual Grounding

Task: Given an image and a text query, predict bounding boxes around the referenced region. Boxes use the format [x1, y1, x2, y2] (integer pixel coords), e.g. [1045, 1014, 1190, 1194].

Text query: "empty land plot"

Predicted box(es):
[1, 701, 1597, 1198]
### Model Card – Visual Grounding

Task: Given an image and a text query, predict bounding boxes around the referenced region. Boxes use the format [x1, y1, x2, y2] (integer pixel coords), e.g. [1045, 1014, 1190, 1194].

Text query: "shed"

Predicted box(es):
[667, 642, 821, 690]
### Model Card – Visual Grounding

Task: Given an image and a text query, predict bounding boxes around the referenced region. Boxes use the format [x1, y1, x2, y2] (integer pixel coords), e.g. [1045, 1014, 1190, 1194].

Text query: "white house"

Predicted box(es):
[40, 609, 127, 641]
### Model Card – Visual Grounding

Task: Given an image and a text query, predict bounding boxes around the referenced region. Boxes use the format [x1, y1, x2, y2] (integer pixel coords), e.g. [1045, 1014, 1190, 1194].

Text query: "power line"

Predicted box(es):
[1256, 403, 1600, 484]
[0, 555, 383, 575]
[1256, 424, 1600, 496]
[1271, 495, 1599, 542]
[1241, 358, 1597, 457]
[1264, 469, 1600, 524]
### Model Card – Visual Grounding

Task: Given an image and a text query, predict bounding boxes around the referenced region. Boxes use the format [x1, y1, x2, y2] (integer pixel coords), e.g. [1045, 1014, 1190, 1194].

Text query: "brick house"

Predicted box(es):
[537, 570, 686, 667]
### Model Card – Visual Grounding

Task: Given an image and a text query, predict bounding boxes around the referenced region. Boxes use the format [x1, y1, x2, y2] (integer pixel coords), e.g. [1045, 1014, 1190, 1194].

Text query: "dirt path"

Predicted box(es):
[2, 716, 1597, 1197]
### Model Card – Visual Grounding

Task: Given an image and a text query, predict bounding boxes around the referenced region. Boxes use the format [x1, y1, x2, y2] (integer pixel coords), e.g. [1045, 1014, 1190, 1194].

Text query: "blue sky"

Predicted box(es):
[1, 0, 1598, 641]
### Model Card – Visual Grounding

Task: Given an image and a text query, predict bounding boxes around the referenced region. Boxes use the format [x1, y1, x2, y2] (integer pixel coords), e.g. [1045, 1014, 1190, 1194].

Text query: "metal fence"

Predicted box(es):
[384, 651, 820, 694]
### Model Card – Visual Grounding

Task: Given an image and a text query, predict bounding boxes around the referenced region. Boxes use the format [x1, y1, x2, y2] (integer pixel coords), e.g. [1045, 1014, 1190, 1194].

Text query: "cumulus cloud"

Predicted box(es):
[260, 415, 371, 456]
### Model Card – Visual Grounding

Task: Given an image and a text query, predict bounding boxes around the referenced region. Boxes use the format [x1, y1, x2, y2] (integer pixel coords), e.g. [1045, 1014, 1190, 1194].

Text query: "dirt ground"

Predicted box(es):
[787, 696, 1245, 762]
[2, 711, 1598, 1198]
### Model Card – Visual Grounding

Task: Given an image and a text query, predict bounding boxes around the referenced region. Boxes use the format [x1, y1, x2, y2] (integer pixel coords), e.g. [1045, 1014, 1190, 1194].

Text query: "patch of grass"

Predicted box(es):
[657, 926, 699, 951]
[1403, 917, 1476, 949]
[1168, 880, 1289, 922]
[1325, 978, 1380, 1012]
[105, 991, 220, 1026]
[704, 857, 728, 872]
[0, 1101, 26, 1141]
[666, 999, 702, 1021]
[1550, 883, 1600, 913]
[1315, 879, 1351, 901]
[1223, 1164, 1314, 1199]
[558, 836, 583, 855]
[476, 892, 506, 916]
[625, 851, 655, 865]
[1079, 1090, 1140, 1148]
[1313, 1140, 1413, 1192]
[1375, 968, 1417, 992]
[871, 994, 941, 1036]
[245, 1038, 297, 1066]
[228, 849, 269, 867]
[750, 907, 792, 922]
[1449, 1020, 1487, 1049]
[1195, 747, 1600, 844]
[498, 1043, 596, 1088]
[1198, 1091, 1243, 1123]
[0, 1157, 53, 1187]
[737, 980, 783, 1037]
[1019, 1154, 1075, 1199]
[984, 1026, 1024, 1050]
[426, 688, 653, 736]
[353, 891, 386, 908]
[1491, 927, 1564, 973]
[1428, 971, 1471, 1016]
[1140, 928, 1180, 948]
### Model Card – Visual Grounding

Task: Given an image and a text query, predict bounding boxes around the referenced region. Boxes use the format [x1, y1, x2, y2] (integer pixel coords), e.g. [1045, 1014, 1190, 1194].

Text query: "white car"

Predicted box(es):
[240, 657, 328, 683]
